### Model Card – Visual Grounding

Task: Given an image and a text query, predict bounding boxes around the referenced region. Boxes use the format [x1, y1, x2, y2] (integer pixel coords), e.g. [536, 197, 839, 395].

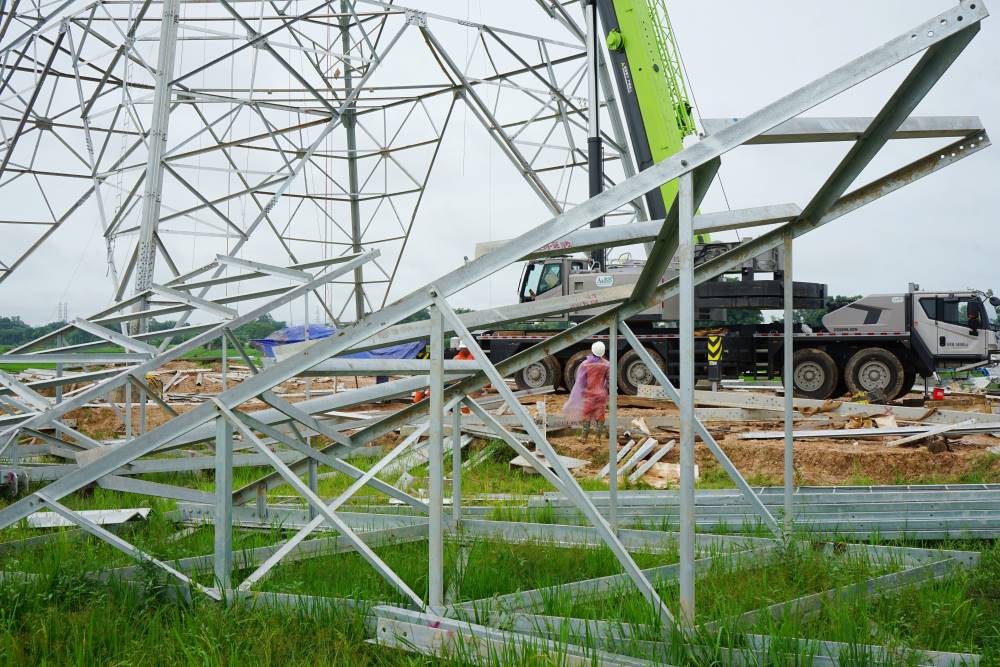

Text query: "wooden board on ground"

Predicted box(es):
[643, 462, 699, 489]
[510, 451, 588, 474]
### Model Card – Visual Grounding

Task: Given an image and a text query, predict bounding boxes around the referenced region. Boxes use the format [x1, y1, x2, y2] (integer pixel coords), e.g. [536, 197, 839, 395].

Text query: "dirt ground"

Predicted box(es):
[529, 392, 1000, 486]
[55, 360, 1000, 486]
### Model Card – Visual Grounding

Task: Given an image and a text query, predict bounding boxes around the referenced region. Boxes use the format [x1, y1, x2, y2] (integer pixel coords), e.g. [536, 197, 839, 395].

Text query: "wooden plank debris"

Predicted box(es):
[598, 440, 635, 479]
[741, 420, 1000, 441]
[510, 451, 588, 473]
[628, 440, 676, 483]
[617, 438, 658, 477]
[884, 419, 977, 448]
[682, 388, 998, 425]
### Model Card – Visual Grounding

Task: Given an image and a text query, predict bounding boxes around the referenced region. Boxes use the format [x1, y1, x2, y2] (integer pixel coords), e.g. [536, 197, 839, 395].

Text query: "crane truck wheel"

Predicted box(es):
[617, 348, 666, 396]
[792, 348, 839, 400]
[514, 355, 561, 391]
[895, 367, 917, 400]
[843, 347, 905, 401]
[562, 350, 592, 391]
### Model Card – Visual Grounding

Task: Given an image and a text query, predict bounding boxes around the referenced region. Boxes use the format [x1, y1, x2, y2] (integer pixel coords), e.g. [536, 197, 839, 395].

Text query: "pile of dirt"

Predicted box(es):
[537, 391, 1000, 485]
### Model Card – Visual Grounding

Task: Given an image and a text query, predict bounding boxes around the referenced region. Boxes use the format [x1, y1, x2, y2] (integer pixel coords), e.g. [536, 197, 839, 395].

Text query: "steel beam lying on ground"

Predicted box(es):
[689, 390, 1000, 425]
[527, 486, 1000, 539]
[740, 420, 997, 440]
[376, 605, 658, 667]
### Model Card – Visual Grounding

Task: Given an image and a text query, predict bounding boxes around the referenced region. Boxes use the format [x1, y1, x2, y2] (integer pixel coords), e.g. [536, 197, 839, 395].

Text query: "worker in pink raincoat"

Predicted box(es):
[562, 342, 610, 442]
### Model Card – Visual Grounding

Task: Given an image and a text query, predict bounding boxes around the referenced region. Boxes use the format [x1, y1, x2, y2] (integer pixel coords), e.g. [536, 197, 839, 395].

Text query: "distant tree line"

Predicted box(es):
[0, 306, 481, 350]
[0, 313, 288, 348]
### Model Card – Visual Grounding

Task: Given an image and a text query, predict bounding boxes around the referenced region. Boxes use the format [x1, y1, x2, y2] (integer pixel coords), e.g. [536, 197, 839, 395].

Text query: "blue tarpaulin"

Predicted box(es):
[252, 324, 424, 361]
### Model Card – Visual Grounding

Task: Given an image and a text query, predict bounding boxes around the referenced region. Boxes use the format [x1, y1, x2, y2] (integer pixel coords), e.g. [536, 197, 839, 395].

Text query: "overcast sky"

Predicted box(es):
[2, 0, 997, 326]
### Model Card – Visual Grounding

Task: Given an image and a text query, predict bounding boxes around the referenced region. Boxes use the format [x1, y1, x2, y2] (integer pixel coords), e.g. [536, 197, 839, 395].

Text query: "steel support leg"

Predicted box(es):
[608, 320, 618, 531]
[452, 406, 462, 524]
[214, 416, 233, 593]
[124, 381, 132, 439]
[783, 231, 794, 532]
[618, 321, 781, 537]
[307, 459, 318, 520]
[431, 292, 675, 627]
[428, 299, 445, 610]
[677, 171, 696, 629]
[132, 0, 181, 323]
[341, 0, 366, 321]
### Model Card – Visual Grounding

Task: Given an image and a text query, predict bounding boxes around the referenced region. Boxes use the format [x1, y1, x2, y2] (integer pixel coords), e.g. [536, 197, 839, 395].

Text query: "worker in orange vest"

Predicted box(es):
[413, 341, 476, 404]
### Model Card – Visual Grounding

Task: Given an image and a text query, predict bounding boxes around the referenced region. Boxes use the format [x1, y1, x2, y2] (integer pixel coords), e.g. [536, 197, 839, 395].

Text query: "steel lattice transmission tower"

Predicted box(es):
[0, 0, 642, 322]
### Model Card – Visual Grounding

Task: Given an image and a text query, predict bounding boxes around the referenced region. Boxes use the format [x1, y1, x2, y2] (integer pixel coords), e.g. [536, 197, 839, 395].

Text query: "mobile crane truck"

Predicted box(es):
[474, 0, 1000, 399]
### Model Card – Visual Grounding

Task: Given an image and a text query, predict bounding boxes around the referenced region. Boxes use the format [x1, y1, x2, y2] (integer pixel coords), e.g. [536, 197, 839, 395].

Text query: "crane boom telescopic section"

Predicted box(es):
[596, 0, 707, 240]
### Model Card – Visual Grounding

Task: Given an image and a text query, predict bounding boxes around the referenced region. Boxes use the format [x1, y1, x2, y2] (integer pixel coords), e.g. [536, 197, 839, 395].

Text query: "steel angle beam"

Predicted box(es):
[71, 319, 159, 355]
[235, 410, 425, 511]
[799, 27, 982, 230]
[0, 250, 378, 441]
[375, 605, 658, 667]
[431, 291, 676, 627]
[300, 359, 481, 376]
[450, 550, 732, 618]
[0, 3, 987, 541]
[259, 391, 353, 447]
[214, 400, 424, 606]
[463, 398, 567, 491]
[0, 370, 50, 411]
[0, 369, 122, 396]
[108, 524, 428, 582]
[702, 115, 985, 143]
[213, 255, 312, 283]
[96, 475, 214, 504]
[700, 557, 963, 634]
[233, 423, 430, 594]
[473, 204, 801, 259]
[22, 325, 217, 357]
[619, 322, 781, 536]
[37, 497, 222, 600]
[632, 159, 719, 303]
[0, 353, 148, 365]
[149, 284, 238, 319]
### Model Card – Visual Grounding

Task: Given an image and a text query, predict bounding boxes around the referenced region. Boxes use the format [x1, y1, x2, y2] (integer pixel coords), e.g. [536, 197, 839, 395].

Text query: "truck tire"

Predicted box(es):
[514, 355, 560, 391]
[844, 347, 905, 401]
[894, 367, 917, 400]
[562, 350, 591, 391]
[792, 348, 839, 399]
[618, 348, 666, 396]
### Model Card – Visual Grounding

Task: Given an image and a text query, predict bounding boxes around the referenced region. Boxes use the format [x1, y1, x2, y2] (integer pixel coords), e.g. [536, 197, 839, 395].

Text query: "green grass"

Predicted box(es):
[0, 574, 440, 666]
[545, 541, 901, 628]
[261, 536, 678, 605]
[6, 434, 1000, 664]
[768, 541, 1000, 663]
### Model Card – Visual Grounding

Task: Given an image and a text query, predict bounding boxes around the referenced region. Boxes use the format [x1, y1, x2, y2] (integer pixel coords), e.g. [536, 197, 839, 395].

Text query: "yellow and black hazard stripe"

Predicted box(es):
[706, 335, 723, 363]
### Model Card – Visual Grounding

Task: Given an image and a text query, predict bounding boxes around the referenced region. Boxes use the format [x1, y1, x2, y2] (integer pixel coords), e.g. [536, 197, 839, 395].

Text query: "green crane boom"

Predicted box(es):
[597, 0, 706, 240]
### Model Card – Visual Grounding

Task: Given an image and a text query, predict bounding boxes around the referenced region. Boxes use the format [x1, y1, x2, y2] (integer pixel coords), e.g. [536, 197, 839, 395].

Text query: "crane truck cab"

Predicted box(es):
[789, 289, 1000, 401]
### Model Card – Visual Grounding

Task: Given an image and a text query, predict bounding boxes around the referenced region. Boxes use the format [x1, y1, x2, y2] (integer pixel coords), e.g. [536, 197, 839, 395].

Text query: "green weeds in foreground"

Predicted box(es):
[1, 531, 999, 664]
[0, 574, 436, 666]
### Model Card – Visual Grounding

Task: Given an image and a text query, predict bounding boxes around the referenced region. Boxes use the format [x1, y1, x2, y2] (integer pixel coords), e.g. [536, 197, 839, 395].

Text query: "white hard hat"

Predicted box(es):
[458, 340, 468, 349]
[591, 341, 606, 358]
